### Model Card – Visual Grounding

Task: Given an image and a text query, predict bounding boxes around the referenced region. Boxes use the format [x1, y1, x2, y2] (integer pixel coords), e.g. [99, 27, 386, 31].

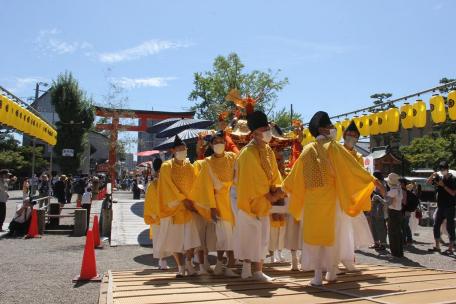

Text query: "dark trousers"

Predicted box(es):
[371, 217, 387, 245]
[401, 212, 413, 244]
[433, 206, 456, 242]
[0, 202, 6, 229]
[82, 203, 91, 231]
[388, 209, 404, 257]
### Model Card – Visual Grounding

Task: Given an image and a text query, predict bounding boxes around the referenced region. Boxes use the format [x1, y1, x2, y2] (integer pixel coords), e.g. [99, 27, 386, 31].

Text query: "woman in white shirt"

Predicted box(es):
[384, 173, 404, 258]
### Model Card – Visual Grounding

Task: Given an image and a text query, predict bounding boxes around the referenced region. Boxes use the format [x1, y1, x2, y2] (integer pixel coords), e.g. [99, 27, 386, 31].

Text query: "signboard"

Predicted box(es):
[96, 163, 109, 172]
[62, 149, 74, 157]
[364, 156, 374, 173]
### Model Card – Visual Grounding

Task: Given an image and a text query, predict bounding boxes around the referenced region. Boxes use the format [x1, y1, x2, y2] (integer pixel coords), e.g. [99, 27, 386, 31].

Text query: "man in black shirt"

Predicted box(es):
[427, 161, 456, 254]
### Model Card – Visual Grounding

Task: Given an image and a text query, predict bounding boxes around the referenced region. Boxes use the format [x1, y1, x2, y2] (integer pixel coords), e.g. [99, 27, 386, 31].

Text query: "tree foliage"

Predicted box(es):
[400, 135, 455, 169]
[271, 106, 303, 130]
[50, 72, 94, 174]
[0, 133, 48, 177]
[370, 93, 393, 110]
[189, 53, 289, 121]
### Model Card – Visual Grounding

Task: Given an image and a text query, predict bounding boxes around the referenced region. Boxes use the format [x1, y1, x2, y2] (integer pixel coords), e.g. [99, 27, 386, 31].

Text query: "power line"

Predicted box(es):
[303, 80, 456, 125]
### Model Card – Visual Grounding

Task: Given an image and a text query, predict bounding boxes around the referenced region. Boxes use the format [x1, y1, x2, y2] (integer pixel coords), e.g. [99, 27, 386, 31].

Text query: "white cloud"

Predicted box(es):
[5, 77, 49, 94]
[111, 77, 177, 89]
[98, 40, 191, 63]
[35, 28, 92, 55]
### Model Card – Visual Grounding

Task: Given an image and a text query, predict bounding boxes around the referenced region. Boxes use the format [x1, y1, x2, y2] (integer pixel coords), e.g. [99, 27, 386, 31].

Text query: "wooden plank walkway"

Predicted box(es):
[98, 264, 456, 304]
[110, 198, 151, 247]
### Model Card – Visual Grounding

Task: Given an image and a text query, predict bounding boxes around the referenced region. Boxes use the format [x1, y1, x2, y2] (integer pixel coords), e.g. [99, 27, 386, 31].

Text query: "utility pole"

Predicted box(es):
[31, 82, 48, 187]
[290, 104, 294, 127]
[31, 83, 39, 182]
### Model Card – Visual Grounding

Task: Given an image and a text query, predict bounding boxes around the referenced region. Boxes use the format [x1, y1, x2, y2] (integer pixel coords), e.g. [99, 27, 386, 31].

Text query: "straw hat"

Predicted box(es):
[385, 173, 400, 186]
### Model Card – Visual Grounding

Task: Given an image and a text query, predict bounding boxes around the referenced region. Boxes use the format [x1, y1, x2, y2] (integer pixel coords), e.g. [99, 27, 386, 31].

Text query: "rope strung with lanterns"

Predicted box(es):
[300, 81, 456, 145]
[0, 85, 57, 146]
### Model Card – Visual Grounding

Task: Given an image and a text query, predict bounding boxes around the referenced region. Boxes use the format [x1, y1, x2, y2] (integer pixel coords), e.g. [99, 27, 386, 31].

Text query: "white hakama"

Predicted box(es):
[284, 215, 302, 250]
[193, 213, 216, 252]
[151, 224, 170, 258]
[156, 217, 201, 253]
[233, 210, 270, 262]
[215, 220, 234, 251]
[269, 224, 286, 251]
[301, 202, 343, 272]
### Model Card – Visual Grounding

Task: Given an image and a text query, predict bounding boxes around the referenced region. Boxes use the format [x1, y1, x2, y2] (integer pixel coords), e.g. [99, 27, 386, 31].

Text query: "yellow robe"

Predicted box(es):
[190, 152, 236, 225]
[144, 179, 160, 239]
[283, 139, 375, 246]
[344, 146, 371, 211]
[345, 147, 364, 167]
[157, 159, 196, 224]
[236, 142, 283, 218]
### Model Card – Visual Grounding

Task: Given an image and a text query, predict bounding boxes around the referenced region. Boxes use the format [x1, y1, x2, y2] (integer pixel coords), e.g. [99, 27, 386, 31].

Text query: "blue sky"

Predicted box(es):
[1, 0, 455, 151]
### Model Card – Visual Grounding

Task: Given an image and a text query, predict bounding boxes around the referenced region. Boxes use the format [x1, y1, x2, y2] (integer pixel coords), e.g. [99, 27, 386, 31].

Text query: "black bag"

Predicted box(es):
[404, 191, 419, 212]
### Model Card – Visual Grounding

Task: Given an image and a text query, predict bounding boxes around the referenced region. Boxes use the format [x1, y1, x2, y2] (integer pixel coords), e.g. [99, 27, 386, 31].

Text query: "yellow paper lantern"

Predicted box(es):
[377, 111, 388, 134]
[369, 113, 379, 135]
[334, 122, 343, 141]
[358, 115, 370, 137]
[29, 114, 38, 138]
[430, 94, 446, 124]
[0, 96, 13, 126]
[301, 128, 315, 146]
[341, 118, 350, 133]
[386, 107, 400, 133]
[413, 99, 427, 128]
[448, 90, 456, 121]
[23, 113, 33, 136]
[400, 103, 414, 129]
[16, 106, 28, 133]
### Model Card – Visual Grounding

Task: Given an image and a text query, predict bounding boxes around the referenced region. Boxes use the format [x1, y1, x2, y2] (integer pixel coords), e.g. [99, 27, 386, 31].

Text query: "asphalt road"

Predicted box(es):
[1, 191, 455, 304]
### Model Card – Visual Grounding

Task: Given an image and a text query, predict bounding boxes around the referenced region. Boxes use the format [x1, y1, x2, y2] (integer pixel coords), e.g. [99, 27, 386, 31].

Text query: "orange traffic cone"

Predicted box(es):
[92, 215, 102, 249]
[73, 229, 102, 282]
[26, 209, 40, 239]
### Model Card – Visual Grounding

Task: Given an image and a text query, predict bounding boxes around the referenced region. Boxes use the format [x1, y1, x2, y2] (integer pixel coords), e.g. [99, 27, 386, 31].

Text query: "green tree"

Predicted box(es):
[189, 53, 288, 121]
[400, 135, 453, 169]
[0, 133, 48, 177]
[370, 93, 393, 109]
[50, 72, 94, 174]
[271, 106, 303, 130]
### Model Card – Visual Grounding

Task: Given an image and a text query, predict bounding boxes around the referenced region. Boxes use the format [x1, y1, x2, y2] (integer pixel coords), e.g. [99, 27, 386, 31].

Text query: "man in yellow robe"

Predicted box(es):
[143, 158, 169, 269]
[190, 158, 217, 275]
[343, 120, 364, 166]
[337, 120, 376, 271]
[156, 136, 201, 278]
[234, 110, 285, 281]
[191, 130, 238, 277]
[283, 111, 376, 286]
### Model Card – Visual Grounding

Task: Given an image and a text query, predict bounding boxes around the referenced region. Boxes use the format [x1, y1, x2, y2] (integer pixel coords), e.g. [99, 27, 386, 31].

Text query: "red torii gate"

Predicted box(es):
[95, 106, 194, 186]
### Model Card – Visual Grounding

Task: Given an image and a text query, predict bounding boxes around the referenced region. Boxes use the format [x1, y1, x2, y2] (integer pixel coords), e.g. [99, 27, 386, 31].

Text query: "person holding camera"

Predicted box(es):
[427, 161, 456, 255]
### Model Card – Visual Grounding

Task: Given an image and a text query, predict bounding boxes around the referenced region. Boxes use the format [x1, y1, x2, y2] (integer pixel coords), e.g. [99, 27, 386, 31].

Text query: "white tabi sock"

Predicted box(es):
[241, 261, 252, 279]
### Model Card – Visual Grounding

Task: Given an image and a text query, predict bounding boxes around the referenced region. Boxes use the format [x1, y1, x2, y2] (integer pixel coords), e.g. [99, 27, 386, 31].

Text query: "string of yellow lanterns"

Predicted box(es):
[0, 94, 57, 146]
[300, 89, 456, 146]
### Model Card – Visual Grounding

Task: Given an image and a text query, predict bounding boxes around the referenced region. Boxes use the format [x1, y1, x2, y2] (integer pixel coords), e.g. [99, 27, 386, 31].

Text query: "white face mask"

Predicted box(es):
[213, 143, 225, 155]
[174, 150, 187, 161]
[328, 128, 337, 140]
[262, 130, 273, 143]
[440, 170, 449, 176]
[344, 136, 358, 148]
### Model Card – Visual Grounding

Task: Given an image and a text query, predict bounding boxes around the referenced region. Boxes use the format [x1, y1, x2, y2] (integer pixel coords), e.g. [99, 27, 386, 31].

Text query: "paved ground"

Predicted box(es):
[1, 191, 455, 304]
[110, 195, 151, 246]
